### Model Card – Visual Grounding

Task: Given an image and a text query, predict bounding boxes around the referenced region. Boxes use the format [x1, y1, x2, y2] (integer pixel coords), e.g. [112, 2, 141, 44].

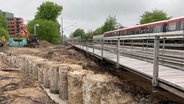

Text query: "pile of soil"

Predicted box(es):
[39, 40, 53, 48]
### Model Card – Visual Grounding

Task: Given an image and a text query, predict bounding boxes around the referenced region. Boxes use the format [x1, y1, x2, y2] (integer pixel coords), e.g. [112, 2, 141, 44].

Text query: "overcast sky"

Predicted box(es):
[0, 0, 184, 36]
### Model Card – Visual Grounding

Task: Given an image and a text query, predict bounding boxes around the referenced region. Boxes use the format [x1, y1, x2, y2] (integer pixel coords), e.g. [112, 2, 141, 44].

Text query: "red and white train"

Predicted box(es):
[104, 16, 184, 42]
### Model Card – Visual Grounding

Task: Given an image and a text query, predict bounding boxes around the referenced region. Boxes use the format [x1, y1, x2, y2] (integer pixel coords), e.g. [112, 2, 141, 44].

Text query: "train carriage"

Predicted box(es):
[103, 16, 184, 45]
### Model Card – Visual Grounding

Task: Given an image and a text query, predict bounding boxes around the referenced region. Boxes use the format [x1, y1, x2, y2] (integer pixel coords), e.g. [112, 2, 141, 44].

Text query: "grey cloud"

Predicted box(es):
[1, 0, 184, 35]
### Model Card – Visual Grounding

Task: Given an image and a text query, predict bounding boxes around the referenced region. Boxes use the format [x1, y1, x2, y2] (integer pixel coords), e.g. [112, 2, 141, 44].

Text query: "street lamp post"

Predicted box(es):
[34, 24, 39, 36]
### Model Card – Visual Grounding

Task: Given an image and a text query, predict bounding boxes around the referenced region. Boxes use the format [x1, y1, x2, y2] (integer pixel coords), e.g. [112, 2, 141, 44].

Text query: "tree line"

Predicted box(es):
[0, 1, 171, 44]
[0, 10, 9, 38]
[70, 9, 171, 40]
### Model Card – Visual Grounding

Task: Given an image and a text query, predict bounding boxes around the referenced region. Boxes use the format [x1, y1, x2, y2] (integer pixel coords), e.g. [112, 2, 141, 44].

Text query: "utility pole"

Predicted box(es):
[61, 16, 64, 44]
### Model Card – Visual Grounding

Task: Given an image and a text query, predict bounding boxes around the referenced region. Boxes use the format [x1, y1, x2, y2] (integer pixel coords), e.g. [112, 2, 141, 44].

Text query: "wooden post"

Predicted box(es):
[152, 36, 160, 86]
[117, 38, 120, 68]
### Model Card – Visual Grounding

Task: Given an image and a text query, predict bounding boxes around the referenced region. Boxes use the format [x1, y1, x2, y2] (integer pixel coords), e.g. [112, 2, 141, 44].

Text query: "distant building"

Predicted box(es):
[3, 11, 14, 20]
[3, 11, 24, 36]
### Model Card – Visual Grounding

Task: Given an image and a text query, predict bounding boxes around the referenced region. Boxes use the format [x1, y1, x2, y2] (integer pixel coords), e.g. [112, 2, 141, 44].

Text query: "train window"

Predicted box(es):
[115, 32, 119, 36]
[127, 30, 130, 35]
[128, 30, 134, 35]
[120, 31, 124, 36]
[148, 26, 154, 33]
[113, 32, 115, 36]
[181, 21, 184, 30]
[123, 30, 127, 35]
[135, 28, 141, 34]
[154, 24, 163, 33]
[176, 21, 181, 30]
[119, 31, 123, 36]
[168, 22, 176, 31]
[163, 24, 167, 32]
[140, 28, 144, 34]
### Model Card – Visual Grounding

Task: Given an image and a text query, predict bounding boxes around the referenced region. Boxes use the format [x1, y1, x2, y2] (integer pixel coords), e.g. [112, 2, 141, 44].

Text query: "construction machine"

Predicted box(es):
[13, 26, 39, 48]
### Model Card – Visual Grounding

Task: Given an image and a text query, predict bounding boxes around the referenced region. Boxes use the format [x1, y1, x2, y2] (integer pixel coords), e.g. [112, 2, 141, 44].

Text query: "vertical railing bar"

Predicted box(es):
[117, 37, 120, 68]
[152, 36, 160, 87]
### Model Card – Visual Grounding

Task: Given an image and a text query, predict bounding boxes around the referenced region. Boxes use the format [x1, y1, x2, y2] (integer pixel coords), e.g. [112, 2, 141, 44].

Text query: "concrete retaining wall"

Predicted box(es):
[0, 52, 125, 104]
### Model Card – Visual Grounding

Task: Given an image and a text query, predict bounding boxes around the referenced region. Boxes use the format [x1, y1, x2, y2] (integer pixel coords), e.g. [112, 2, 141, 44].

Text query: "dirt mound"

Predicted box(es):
[39, 40, 53, 47]
[0, 45, 9, 53]
[0, 60, 57, 104]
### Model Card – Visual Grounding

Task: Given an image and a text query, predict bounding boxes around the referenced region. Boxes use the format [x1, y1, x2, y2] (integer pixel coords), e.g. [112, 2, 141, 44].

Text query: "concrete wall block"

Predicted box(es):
[18, 57, 27, 72]
[17, 56, 25, 68]
[83, 74, 111, 104]
[28, 60, 33, 76]
[37, 61, 49, 84]
[30, 62, 37, 79]
[68, 70, 93, 104]
[16, 56, 23, 69]
[25, 60, 29, 75]
[42, 61, 60, 88]
[83, 74, 130, 104]
[31, 59, 47, 80]
[43, 67, 50, 88]
[38, 67, 44, 84]
[58, 65, 70, 100]
[50, 64, 61, 94]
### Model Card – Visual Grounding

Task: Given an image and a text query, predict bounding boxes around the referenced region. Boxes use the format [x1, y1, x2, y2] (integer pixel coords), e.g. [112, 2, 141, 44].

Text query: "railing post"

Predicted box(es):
[82, 40, 84, 50]
[80, 38, 81, 49]
[117, 38, 120, 68]
[152, 36, 160, 86]
[86, 40, 88, 52]
[131, 40, 133, 54]
[162, 38, 165, 54]
[142, 40, 145, 51]
[101, 39, 104, 59]
[93, 40, 94, 55]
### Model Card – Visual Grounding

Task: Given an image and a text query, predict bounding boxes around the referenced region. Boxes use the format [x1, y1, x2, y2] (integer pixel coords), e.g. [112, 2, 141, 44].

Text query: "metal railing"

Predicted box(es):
[68, 34, 184, 86]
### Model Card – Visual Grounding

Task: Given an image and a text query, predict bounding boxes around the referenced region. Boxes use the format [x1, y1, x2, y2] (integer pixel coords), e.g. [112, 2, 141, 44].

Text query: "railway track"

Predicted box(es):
[85, 43, 184, 71]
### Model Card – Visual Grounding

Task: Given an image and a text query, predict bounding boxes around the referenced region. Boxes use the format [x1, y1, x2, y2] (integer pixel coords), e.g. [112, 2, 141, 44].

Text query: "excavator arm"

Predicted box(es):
[20, 26, 29, 40]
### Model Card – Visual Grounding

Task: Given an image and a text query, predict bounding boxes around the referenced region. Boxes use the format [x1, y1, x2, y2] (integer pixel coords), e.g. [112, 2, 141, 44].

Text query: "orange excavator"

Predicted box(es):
[15, 26, 39, 48]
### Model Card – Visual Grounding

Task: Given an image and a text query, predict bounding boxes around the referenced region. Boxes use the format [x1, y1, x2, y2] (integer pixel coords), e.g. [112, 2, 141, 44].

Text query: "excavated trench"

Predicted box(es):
[0, 42, 183, 104]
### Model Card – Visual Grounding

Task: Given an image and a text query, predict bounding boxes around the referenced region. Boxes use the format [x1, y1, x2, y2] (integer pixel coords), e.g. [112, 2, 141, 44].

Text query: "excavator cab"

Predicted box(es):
[28, 35, 39, 47]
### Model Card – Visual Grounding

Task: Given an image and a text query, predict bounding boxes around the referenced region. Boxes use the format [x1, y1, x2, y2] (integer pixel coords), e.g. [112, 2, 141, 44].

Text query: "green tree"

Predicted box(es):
[0, 11, 8, 29]
[86, 30, 95, 39]
[73, 28, 86, 40]
[140, 9, 171, 24]
[0, 10, 9, 38]
[94, 16, 122, 35]
[28, 1, 63, 44]
[27, 19, 60, 44]
[102, 16, 118, 32]
[0, 28, 9, 38]
[95, 27, 103, 35]
[35, 1, 63, 21]
[69, 32, 74, 39]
